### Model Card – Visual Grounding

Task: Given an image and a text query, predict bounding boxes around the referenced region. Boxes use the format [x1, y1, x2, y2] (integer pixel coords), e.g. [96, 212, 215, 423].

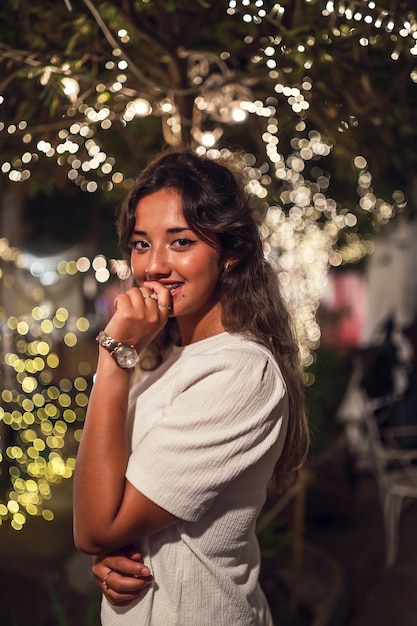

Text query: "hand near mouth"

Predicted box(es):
[142, 280, 176, 306]
[152, 281, 183, 298]
[105, 281, 173, 354]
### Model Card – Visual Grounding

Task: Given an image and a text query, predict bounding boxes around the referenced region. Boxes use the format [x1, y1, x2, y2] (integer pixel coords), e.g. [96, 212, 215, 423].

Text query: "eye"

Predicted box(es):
[171, 237, 197, 250]
[131, 239, 150, 252]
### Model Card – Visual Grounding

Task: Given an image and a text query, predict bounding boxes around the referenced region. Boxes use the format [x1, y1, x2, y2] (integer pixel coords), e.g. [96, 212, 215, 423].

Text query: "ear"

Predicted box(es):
[223, 258, 238, 272]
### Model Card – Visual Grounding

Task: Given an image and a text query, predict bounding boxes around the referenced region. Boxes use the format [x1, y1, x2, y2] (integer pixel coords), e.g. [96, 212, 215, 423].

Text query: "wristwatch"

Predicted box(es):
[96, 331, 140, 369]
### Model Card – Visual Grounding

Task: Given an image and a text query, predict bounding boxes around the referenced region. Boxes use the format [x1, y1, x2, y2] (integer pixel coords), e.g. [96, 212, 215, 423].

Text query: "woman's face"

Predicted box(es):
[130, 188, 223, 329]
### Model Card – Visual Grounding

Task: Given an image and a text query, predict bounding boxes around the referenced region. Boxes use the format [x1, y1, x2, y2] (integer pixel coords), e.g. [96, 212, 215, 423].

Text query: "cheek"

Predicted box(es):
[182, 251, 220, 279]
[130, 253, 145, 278]
[198, 262, 222, 289]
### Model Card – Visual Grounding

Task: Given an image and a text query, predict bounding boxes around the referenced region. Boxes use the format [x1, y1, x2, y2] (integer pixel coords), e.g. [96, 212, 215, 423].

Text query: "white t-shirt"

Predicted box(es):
[102, 332, 288, 626]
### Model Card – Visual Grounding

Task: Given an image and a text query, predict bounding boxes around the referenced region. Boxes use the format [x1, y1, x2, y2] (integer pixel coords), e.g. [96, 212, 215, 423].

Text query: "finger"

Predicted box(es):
[100, 579, 151, 607]
[137, 287, 160, 309]
[93, 562, 151, 585]
[112, 290, 149, 319]
[142, 282, 173, 313]
[103, 589, 147, 607]
[97, 571, 153, 593]
[114, 288, 160, 327]
[116, 286, 155, 306]
[95, 570, 153, 607]
[115, 574, 153, 593]
[108, 555, 152, 578]
[142, 292, 159, 306]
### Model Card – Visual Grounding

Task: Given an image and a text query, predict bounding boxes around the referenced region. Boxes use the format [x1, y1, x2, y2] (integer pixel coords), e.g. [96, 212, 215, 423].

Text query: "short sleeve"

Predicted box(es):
[125, 343, 287, 521]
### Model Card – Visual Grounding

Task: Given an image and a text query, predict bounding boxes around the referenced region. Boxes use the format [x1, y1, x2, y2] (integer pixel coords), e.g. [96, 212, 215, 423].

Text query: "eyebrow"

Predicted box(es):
[132, 227, 194, 236]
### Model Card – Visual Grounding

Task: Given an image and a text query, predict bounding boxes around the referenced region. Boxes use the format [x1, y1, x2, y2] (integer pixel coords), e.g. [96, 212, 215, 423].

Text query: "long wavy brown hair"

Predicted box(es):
[117, 148, 309, 487]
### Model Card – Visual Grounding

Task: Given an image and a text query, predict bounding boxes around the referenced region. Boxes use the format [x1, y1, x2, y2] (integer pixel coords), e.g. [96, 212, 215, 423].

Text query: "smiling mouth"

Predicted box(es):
[166, 282, 183, 294]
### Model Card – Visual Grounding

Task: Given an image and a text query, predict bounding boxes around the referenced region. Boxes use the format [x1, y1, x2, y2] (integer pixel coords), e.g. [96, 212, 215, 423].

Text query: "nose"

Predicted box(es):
[145, 244, 171, 279]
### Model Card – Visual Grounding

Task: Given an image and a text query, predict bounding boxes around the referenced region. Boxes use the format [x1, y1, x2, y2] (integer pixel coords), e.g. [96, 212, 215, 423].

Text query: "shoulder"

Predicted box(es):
[190, 331, 281, 367]
[174, 332, 286, 399]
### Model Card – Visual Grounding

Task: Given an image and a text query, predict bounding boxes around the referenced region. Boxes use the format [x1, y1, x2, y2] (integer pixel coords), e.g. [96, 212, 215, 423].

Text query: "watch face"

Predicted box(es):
[114, 346, 140, 368]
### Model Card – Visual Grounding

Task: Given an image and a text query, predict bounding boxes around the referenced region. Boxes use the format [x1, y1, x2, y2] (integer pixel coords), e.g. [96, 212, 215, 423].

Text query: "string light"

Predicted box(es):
[1, 0, 415, 524]
[0, 241, 133, 527]
[0, 299, 92, 529]
[0, 0, 411, 354]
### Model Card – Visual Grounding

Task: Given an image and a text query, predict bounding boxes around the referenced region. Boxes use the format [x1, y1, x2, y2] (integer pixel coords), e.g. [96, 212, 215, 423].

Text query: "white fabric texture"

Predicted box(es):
[102, 332, 288, 626]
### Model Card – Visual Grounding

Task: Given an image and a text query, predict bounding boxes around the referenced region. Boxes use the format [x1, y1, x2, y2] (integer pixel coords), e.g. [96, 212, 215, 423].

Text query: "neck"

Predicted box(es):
[191, 328, 226, 344]
[178, 303, 225, 346]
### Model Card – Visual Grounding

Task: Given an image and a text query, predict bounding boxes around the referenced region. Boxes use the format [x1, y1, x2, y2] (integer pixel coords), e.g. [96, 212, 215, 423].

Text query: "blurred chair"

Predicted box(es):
[363, 397, 417, 567]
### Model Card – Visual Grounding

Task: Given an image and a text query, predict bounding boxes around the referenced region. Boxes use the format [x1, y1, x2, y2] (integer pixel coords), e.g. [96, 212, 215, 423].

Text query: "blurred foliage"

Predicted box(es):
[0, 0, 416, 252]
[306, 344, 352, 456]
[1, 0, 413, 541]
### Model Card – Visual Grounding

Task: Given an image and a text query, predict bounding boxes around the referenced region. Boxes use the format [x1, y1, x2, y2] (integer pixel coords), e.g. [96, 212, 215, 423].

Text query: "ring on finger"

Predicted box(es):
[102, 569, 113, 589]
[143, 293, 158, 301]
[158, 304, 172, 311]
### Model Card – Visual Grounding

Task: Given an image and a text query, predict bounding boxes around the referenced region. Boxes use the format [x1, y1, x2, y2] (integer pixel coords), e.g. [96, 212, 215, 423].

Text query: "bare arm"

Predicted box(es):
[73, 282, 177, 555]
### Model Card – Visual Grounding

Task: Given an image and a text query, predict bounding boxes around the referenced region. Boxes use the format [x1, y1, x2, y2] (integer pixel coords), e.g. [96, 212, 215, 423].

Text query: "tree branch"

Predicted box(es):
[81, 0, 160, 90]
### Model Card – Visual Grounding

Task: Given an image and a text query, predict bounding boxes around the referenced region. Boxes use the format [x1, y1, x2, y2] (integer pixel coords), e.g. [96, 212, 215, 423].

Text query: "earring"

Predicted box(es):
[224, 261, 230, 272]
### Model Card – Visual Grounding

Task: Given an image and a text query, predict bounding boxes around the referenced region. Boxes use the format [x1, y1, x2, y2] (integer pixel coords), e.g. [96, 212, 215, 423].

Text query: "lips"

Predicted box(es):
[163, 282, 183, 296]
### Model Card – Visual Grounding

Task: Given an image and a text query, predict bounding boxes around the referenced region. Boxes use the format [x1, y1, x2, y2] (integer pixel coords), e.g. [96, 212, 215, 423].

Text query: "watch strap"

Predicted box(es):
[96, 331, 122, 355]
[95, 331, 139, 368]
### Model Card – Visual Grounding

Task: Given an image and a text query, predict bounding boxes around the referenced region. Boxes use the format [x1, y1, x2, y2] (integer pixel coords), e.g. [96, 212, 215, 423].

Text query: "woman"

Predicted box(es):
[73, 149, 308, 625]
